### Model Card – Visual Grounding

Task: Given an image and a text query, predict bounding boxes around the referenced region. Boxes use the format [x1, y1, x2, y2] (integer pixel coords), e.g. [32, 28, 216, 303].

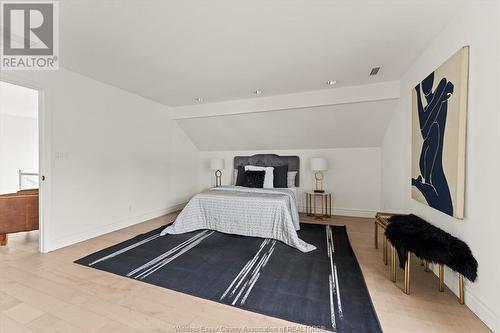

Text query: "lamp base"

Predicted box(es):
[215, 170, 222, 187]
[314, 172, 325, 193]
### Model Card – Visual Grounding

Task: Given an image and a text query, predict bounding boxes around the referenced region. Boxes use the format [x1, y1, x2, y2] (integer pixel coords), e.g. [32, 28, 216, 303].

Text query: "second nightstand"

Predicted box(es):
[306, 192, 332, 218]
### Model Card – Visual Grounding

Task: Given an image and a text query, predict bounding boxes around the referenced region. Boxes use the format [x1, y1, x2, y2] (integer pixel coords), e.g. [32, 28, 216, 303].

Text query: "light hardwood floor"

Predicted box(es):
[0, 213, 491, 333]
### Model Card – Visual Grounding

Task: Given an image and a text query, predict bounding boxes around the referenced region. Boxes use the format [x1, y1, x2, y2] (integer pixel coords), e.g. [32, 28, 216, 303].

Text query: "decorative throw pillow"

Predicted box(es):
[235, 166, 247, 186]
[287, 171, 298, 188]
[244, 170, 266, 188]
[273, 165, 289, 188]
[244, 165, 274, 188]
[232, 169, 238, 185]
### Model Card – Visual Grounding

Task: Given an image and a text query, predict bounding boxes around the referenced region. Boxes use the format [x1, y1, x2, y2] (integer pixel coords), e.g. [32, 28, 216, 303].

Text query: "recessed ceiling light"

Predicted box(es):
[254, 90, 263, 95]
[194, 97, 203, 102]
[326, 80, 337, 86]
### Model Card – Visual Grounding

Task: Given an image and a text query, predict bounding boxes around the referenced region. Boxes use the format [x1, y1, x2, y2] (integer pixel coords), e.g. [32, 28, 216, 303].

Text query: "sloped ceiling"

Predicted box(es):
[176, 99, 398, 151]
[59, 0, 466, 106]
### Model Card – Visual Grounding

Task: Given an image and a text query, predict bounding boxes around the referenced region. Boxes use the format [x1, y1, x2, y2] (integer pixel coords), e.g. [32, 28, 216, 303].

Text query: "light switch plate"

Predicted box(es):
[55, 152, 69, 160]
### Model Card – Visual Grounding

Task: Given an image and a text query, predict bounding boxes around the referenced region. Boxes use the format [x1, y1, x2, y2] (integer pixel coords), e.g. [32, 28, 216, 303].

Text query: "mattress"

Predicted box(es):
[161, 186, 314, 252]
[287, 187, 298, 207]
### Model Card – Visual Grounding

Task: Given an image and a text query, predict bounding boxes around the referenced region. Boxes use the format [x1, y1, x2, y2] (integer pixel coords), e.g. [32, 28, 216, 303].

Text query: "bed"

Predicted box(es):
[161, 154, 315, 252]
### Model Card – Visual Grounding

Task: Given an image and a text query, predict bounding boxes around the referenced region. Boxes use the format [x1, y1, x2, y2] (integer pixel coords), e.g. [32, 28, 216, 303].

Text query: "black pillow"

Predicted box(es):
[235, 166, 246, 186]
[244, 170, 266, 188]
[273, 165, 289, 188]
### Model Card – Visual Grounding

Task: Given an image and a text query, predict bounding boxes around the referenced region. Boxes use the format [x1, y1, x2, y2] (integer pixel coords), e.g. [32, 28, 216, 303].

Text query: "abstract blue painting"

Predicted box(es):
[412, 47, 469, 219]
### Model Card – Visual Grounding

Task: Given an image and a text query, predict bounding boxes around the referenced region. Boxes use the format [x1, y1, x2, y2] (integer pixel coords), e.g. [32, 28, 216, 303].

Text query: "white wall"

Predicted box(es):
[381, 1, 500, 331]
[1, 69, 200, 252]
[199, 148, 381, 217]
[0, 114, 39, 194]
[0, 82, 39, 194]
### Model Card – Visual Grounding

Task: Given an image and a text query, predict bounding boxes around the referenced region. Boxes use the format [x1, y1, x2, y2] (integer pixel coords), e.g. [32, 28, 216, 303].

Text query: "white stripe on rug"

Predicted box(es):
[88, 233, 160, 267]
[137, 231, 215, 279]
[127, 230, 209, 277]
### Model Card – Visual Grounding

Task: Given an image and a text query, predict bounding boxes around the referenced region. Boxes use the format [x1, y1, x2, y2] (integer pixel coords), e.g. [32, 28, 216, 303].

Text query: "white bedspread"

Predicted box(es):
[161, 186, 316, 252]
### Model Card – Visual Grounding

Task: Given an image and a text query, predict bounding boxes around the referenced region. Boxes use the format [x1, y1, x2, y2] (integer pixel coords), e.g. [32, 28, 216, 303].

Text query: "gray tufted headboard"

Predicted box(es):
[234, 154, 300, 187]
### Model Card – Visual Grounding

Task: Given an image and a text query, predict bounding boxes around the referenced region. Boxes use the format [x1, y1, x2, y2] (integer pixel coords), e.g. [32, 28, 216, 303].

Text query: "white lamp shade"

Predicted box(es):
[210, 158, 225, 170]
[310, 157, 327, 171]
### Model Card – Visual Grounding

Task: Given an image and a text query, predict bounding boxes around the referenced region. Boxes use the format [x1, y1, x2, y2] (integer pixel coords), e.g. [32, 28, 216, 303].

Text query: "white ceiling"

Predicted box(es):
[59, 0, 466, 106]
[176, 99, 398, 151]
[0, 81, 38, 118]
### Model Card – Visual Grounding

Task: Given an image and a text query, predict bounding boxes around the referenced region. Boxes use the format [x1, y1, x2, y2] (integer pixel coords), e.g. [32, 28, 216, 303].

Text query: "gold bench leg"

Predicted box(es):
[404, 251, 411, 295]
[459, 274, 465, 304]
[374, 222, 378, 249]
[390, 244, 396, 282]
[424, 260, 429, 272]
[439, 264, 445, 292]
[383, 236, 388, 265]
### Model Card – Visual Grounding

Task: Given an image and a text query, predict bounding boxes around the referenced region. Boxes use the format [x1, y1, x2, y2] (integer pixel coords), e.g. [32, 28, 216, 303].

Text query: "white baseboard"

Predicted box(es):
[299, 206, 377, 218]
[429, 264, 499, 332]
[43, 202, 187, 253]
[332, 208, 377, 218]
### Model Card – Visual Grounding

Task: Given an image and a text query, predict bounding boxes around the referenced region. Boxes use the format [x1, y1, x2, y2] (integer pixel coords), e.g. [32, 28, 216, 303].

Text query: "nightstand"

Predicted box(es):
[306, 192, 332, 218]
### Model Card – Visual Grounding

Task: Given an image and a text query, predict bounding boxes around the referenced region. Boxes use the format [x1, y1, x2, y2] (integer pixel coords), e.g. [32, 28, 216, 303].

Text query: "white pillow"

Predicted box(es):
[232, 169, 238, 185]
[287, 171, 298, 188]
[245, 165, 274, 188]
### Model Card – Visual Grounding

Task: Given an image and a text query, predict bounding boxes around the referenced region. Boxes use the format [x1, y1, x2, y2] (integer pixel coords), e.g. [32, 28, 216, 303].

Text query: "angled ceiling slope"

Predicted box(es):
[176, 99, 398, 151]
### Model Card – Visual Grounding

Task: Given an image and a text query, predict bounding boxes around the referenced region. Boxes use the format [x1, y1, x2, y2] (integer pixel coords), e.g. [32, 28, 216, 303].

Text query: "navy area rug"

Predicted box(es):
[75, 223, 381, 332]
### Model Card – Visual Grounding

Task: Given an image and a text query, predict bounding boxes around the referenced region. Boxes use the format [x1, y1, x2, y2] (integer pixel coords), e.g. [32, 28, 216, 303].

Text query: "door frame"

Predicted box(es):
[1, 74, 52, 253]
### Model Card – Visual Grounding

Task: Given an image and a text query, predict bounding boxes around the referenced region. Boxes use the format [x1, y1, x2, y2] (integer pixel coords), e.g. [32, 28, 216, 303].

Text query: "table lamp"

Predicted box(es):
[210, 158, 225, 187]
[311, 157, 327, 193]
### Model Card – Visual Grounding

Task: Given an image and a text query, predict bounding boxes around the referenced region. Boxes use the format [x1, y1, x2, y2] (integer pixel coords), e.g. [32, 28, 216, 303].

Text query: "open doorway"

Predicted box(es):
[0, 80, 40, 252]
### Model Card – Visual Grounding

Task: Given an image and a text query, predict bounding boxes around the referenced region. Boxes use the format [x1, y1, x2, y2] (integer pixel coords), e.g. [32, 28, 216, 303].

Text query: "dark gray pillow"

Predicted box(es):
[235, 166, 246, 186]
[273, 165, 289, 188]
[244, 170, 266, 188]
